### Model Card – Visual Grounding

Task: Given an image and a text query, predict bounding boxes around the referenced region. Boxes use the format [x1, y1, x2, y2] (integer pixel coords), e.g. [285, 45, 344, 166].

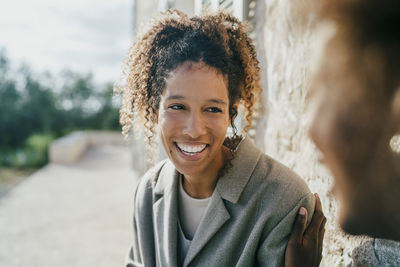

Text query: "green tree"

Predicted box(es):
[19, 71, 58, 135]
[0, 50, 24, 147]
[90, 83, 120, 130]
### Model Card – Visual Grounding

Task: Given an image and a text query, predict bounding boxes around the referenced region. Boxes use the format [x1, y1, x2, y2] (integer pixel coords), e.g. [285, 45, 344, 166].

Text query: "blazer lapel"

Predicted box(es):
[217, 136, 262, 203]
[153, 161, 179, 266]
[183, 136, 262, 266]
[183, 190, 230, 266]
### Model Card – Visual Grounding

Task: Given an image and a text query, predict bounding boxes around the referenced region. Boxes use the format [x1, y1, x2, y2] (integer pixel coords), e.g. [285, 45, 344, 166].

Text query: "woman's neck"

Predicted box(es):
[182, 146, 231, 199]
[181, 174, 217, 199]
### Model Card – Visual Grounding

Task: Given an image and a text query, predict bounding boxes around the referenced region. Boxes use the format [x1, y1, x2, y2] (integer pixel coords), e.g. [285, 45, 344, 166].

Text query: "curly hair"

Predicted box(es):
[115, 10, 261, 163]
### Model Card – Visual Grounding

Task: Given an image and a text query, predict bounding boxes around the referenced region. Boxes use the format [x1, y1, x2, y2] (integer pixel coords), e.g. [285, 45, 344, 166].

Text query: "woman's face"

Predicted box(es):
[157, 62, 231, 178]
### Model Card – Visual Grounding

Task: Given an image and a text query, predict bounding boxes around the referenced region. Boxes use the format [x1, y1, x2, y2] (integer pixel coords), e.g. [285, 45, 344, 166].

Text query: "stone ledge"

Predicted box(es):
[49, 131, 125, 164]
[352, 238, 400, 266]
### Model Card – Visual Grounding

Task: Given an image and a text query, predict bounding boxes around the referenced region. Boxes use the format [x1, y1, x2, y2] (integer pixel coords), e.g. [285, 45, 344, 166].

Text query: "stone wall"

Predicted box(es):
[253, 0, 369, 265]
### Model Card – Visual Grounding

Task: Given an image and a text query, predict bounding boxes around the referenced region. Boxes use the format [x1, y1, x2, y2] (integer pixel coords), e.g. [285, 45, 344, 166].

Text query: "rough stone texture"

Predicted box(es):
[351, 239, 400, 266]
[0, 144, 138, 267]
[351, 240, 379, 267]
[253, 0, 371, 265]
[374, 239, 400, 265]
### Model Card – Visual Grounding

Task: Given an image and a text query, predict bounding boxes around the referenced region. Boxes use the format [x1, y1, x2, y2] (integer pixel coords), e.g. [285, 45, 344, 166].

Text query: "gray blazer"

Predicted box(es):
[126, 137, 315, 267]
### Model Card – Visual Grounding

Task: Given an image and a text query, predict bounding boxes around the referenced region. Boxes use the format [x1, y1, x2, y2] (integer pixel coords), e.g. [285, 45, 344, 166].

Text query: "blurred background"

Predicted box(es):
[0, 0, 135, 266]
[0, 0, 131, 174]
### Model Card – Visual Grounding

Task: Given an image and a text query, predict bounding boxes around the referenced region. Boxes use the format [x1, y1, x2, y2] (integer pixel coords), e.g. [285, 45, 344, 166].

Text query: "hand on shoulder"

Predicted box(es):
[285, 193, 326, 267]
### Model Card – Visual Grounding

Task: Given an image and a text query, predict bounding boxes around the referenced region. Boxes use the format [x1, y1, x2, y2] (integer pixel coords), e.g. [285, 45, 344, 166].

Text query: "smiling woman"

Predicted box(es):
[116, 10, 323, 267]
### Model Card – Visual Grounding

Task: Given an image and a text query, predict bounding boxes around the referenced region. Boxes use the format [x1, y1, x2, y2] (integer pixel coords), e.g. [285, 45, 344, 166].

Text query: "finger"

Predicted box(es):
[318, 218, 326, 262]
[305, 193, 325, 237]
[318, 229, 325, 256]
[288, 206, 308, 244]
[318, 221, 325, 249]
[319, 216, 327, 238]
[315, 193, 322, 211]
[318, 227, 325, 261]
[318, 216, 327, 247]
[317, 205, 327, 257]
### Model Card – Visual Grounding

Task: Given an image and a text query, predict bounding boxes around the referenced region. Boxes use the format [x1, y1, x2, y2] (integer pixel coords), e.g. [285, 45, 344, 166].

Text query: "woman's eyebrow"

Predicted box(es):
[207, 99, 227, 105]
[166, 95, 227, 105]
[166, 95, 185, 100]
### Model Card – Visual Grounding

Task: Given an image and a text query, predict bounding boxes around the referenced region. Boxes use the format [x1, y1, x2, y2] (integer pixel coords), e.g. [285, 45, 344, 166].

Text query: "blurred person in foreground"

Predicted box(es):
[116, 10, 325, 266]
[310, 0, 400, 241]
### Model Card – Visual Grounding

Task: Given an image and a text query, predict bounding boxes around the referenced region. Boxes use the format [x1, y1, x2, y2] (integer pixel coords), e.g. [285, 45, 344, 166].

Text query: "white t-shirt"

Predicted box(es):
[177, 175, 211, 265]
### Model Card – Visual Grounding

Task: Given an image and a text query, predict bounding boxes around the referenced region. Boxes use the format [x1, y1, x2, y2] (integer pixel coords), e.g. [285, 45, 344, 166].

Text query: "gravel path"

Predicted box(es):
[0, 144, 138, 267]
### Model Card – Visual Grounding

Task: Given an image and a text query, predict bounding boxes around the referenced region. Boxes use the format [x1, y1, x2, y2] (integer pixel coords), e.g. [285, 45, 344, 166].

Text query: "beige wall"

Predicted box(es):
[134, 0, 160, 36]
[135, 0, 195, 36]
[174, 0, 195, 16]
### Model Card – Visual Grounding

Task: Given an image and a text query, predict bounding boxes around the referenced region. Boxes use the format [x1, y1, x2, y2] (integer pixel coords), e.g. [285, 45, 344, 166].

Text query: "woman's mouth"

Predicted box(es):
[175, 142, 208, 156]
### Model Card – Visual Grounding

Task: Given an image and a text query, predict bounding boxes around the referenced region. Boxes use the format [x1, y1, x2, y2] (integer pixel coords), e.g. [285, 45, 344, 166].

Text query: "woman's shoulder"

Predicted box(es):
[232, 136, 311, 198]
[258, 153, 310, 195]
[252, 152, 311, 200]
[224, 136, 313, 211]
[248, 152, 314, 216]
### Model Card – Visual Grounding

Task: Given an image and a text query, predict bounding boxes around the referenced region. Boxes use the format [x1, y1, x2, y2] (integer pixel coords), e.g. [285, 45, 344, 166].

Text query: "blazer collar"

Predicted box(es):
[216, 136, 262, 203]
[183, 189, 230, 266]
[152, 160, 180, 266]
[154, 159, 176, 196]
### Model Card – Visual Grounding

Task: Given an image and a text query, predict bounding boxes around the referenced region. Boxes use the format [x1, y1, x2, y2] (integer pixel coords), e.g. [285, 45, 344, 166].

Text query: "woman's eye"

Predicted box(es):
[206, 107, 222, 113]
[168, 104, 185, 110]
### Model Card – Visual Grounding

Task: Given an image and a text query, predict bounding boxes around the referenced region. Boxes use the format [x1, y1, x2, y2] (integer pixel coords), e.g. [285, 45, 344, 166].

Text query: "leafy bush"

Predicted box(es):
[0, 134, 54, 168]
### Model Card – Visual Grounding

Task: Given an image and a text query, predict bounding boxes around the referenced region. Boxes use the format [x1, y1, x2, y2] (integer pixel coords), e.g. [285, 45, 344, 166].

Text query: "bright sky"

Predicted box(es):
[0, 0, 133, 84]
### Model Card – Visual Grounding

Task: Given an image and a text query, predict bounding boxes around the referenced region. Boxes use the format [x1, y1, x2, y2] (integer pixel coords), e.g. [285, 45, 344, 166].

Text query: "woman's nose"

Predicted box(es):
[182, 111, 207, 138]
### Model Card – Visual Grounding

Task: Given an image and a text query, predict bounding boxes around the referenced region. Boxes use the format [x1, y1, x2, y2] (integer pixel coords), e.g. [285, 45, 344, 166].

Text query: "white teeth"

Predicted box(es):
[176, 143, 207, 153]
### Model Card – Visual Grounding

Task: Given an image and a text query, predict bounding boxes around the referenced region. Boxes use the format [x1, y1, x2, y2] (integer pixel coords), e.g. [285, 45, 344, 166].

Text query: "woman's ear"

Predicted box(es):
[230, 104, 239, 122]
[232, 103, 238, 111]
